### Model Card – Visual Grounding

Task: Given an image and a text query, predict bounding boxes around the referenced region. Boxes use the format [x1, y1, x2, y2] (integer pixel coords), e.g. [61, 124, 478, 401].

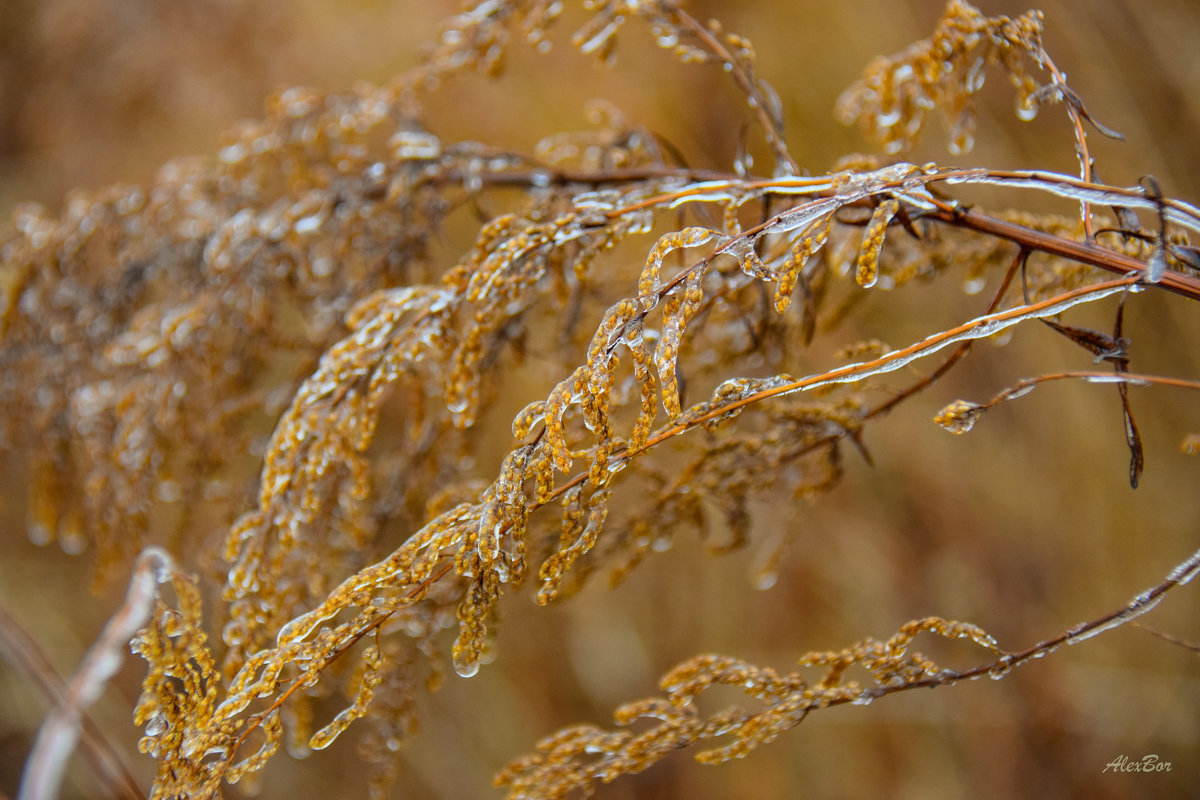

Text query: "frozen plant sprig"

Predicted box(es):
[497, 544, 1200, 798]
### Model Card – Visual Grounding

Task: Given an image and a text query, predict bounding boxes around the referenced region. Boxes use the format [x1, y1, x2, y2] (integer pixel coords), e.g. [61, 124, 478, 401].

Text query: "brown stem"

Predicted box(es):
[928, 203, 1200, 302]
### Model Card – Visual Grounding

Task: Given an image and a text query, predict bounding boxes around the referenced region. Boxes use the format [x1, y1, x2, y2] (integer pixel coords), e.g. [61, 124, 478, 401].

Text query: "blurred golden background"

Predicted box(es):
[1, 1, 1198, 798]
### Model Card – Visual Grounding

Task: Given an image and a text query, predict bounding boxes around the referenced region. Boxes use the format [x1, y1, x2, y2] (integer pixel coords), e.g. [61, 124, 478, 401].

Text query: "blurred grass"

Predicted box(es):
[1, 1, 1199, 798]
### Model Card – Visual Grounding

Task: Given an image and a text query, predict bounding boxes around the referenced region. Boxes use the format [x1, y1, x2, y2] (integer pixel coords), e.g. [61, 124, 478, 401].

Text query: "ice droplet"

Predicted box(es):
[60, 529, 87, 555]
[876, 108, 902, 128]
[934, 400, 983, 434]
[963, 276, 987, 295]
[948, 124, 975, 155]
[762, 196, 841, 235]
[294, 214, 322, 235]
[453, 655, 480, 678]
[965, 57, 987, 94]
[1068, 595, 1163, 646]
[444, 392, 471, 415]
[577, 16, 622, 56]
[275, 608, 329, 646]
[1083, 374, 1149, 386]
[1145, 247, 1167, 284]
[389, 130, 441, 160]
[754, 570, 778, 591]
[218, 143, 247, 164]
[1167, 547, 1200, 585]
[988, 654, 1014, 680]
[28, 523, 52, 547]
[144, 712, 169, 737]
[1005, 383, 1037, 400]
[851, 688, 883, 706]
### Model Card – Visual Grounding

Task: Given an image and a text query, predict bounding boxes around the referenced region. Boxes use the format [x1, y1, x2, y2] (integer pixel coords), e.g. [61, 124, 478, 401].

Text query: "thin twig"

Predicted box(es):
[0, 603, 145, 800]
[668, 6, 800, 176]
[979, 370, 1200, 409]
[18, 548, 173, 800]
[902, 544, 1200, 688]
[865, 246, 1029, 421]
[1132, 623, 1200, 654]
